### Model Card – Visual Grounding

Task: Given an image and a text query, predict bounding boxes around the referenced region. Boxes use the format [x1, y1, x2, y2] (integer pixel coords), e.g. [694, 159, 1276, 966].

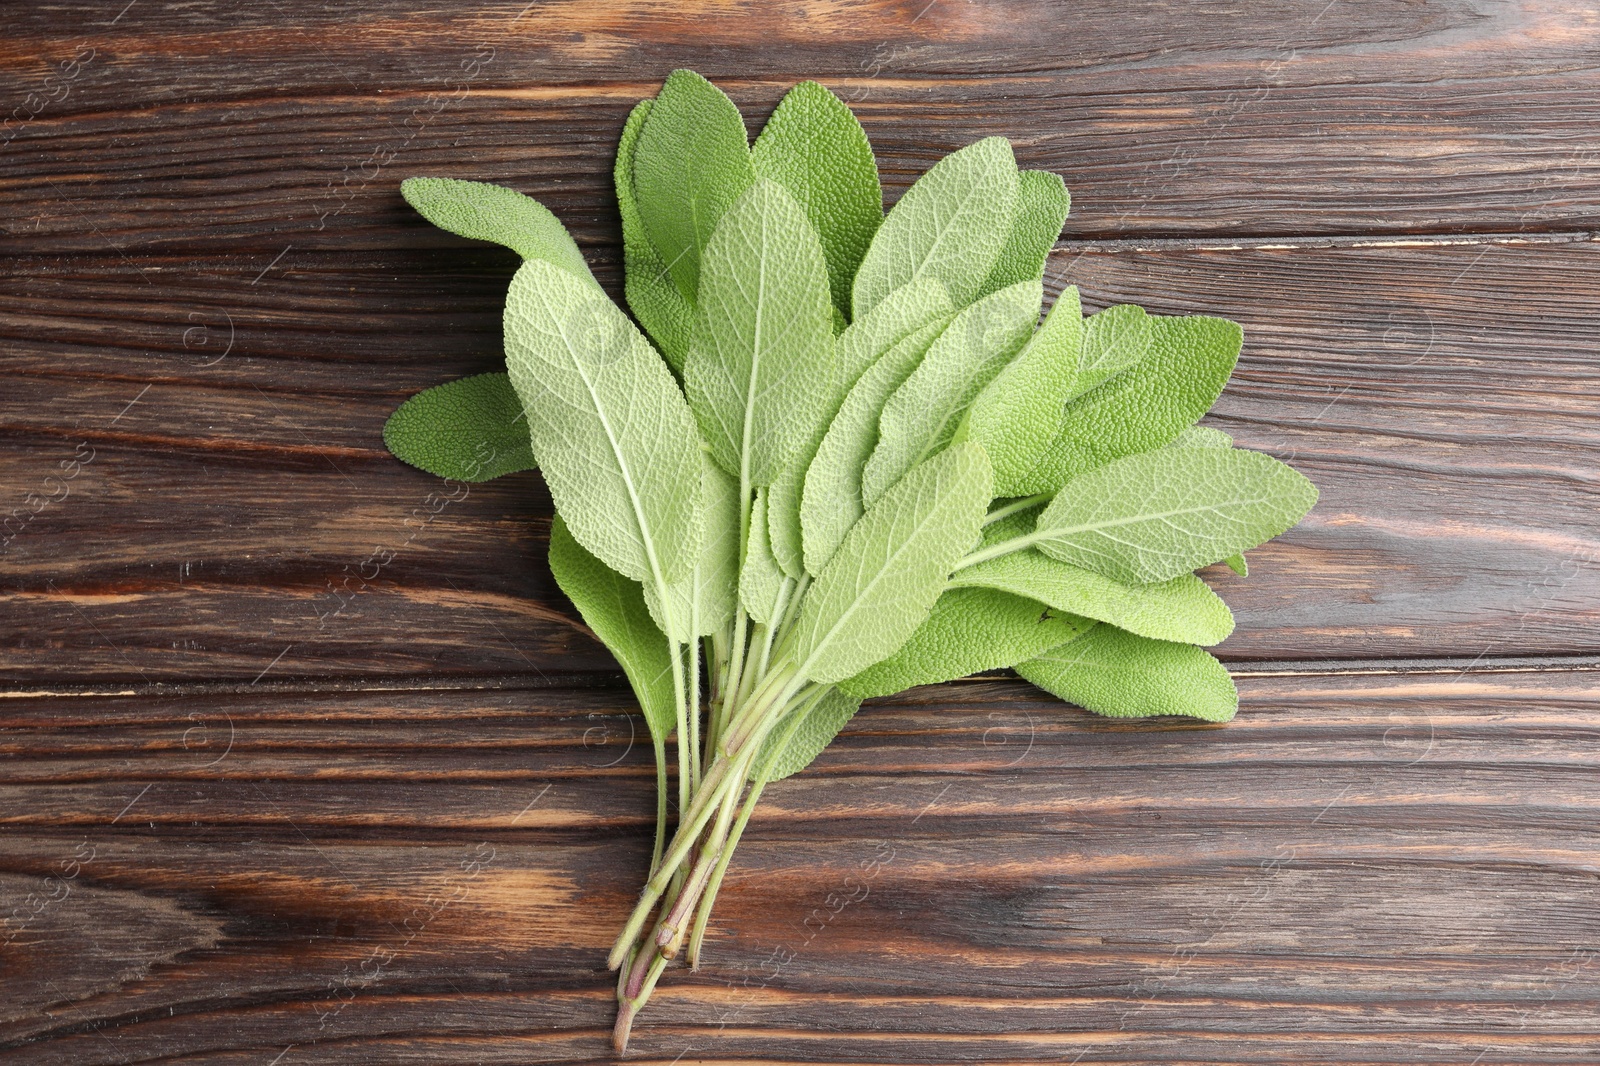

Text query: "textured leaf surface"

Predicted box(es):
[684, 179, 836, 488]
[1074, 303, 1151, 397]
[800, 315, 952, 573]
[839, 586, 1090, 700]
[400, 177, 596, 286]
[851, 136, 1018, 318]
[768, 277, 956, 576]
[739, 490, 788, 624]
[1020, 315, 1243, 493]
[632, 69, 756, 302]
[1168, 424, 1234, 449]
[547, 517, 677, 741]
[754, 687, 862, 782]
[382, 372, 535, 482]
[1017, 624, 1239, 722]
[616, 98, 695, 371]
[861, 278, 1041, 506]
[644, 458, 740, 641]
[791, 443, 992, 684]
[966, 285, 1083, 495]
[503, 259, 703, 585]
[1032, 447, 1318, 584]
[751, 79, 882, 318]
[976, 169, 1069, 297]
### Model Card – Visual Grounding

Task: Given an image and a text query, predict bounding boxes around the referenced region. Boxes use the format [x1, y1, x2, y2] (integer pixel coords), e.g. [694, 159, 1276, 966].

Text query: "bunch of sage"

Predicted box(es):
[383, 70, 1317, 1050]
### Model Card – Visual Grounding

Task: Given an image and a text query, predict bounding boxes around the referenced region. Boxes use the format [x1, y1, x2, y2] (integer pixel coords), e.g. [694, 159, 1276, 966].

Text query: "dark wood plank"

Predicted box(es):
[4, 242, 1598, 681]
[2, 668, 1597, 1063]
[5, 2, 1600, 253]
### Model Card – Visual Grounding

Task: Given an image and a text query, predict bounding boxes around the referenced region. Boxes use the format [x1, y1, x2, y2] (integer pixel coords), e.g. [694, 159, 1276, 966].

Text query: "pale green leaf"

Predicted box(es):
[547, 516, 677, 740]
[644, 457, 741, 641]
[684, 179, 836, 488]
[966, 285, 1083, 495]
[1168, 424, 1233, 449]
[383, 372, 535, 482]
[862, 278, 1041, 506]
[768, 277, 956, 578]
[739, 489, 788, 624]
[851, 136, 1019, 318]
[502, 258, 703, 586]
[400, 177, 597, 287]
[1031, 447, 1318, 585]
[976, 169, 1069, 297]
[1017, 624, 1238, 722]
[616, 98, 695, 372]
[791, 442, 993, 684]
[754, 687, 862, 782]
[839, 586, 1091, 700]
[632, 69, 756, 302]
[800, 314, 952, 573]
[751, 79, 882, 318]
[1224, 553, 1248, 576]
[1019, 314, 1242, 493]
[1074, 303, 1150, 397]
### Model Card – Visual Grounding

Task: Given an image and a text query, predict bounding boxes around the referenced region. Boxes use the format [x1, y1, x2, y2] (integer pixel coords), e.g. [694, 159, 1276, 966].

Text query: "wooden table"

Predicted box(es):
[4, 3, 1598, 1062]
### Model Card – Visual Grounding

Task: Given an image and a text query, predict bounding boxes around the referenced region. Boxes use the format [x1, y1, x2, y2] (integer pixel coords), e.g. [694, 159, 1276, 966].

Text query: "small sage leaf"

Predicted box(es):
[1017, 624, 1238, 722]
[400, 177, 597, 287]
[977, 169, 1069, 297]
[383, 372, 535, 482]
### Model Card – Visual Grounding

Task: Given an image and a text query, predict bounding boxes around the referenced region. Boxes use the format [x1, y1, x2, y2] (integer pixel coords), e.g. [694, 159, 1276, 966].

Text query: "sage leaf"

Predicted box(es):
[1224, 553, 1248, 576]
[851, 136, 1019, 318]
[862, 277, 1041, 506]
[1168, 424, 1233, 449]
[383, 372, 535, 482]
[547, 516, 677, 741]
[739, 489, 788, 624]
[400, 177, 597, 287]
[977, 169, 1069, 297]
[751, 79, 882, 318]
[965, 285, 1084, 495]
[1020, 314, 1242, 494]
[800, 314, 952, 573]
[839, 586, 1091, 700]
[951, 549, 1235, 646]
[631, 69, 756, 302]
[617, 98, 695, 371]
[754, 687, 862, 782]
[684, 179, 836, 488]
[1074, 303, 1151, 397]
[768, 276, 957, 577]
[644, 457, 741, 641]
[791, 442, 992, 684]
[503, 258, 703, 586]
[1032, 446, 1318, 585]
[1017, 624, 1238, 722]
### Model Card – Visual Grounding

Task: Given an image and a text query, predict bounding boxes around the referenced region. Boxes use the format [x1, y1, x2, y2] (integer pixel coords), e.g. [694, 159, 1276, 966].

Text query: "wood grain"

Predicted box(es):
[1, 670, 1597, 1063]
[4, 2, 1598, 1062]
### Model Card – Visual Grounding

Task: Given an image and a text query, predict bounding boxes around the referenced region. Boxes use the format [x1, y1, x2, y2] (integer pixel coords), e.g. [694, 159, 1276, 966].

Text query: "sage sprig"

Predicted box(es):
[382, 71, 1317, 1051]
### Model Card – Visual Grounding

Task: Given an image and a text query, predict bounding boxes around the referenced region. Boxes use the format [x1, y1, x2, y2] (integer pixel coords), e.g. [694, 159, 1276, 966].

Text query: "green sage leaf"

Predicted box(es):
[1017, 624, 1238, 722]
[631, 69, 756, 302]
[1031, 446, 1318, 585]
[839, 586, 1091, 700]
[1074, 303, 1151, 397]
[400, 177, 597, 287]
[739, 489, 789, 625]
[684, 179, 836, 488]
[1168, 424, 1233, 449]
[800, 314, 953, 573]
[977, 169, 1069, 297]
[547, 516, 677, 741]
[382, 372, 535, 482]
[644, 457, 741, 641]
[851, 136, 1019, 318]
[503, 258, 703, 586]
[617, 98, 695, 371]
[965, 285, 1083, 495]
[751, 79, 882, 319]
[1019, 314, 1242, 493]
[861, 278, 1041, 506]
[754, 687, 862, 782]
[791, 442, 993, 684]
